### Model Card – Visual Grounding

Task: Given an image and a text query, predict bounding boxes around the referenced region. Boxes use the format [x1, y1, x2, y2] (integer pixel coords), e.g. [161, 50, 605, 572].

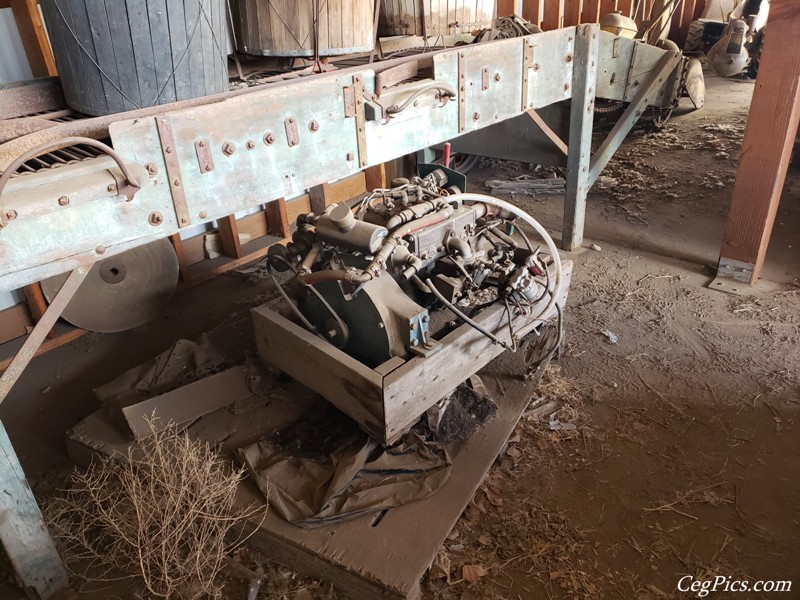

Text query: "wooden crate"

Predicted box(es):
[252, 261, 573, 445]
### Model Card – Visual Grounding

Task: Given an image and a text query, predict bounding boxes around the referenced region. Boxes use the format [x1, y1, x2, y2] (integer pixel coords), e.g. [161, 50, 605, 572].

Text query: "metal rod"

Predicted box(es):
[0, 264, 90, 405]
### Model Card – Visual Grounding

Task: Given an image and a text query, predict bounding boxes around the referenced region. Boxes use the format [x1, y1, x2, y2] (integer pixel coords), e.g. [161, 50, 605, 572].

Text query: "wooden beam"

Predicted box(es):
[542, 0, 564, 29]
[23, 283, 56, 339]
[217, 215, 243, 259]
[718, 0, 800, 285]
[265, 198, 291, 239]
[617, 0, 634, 17]
[497, 0, 520, 15]
[9, 0, 57, 77]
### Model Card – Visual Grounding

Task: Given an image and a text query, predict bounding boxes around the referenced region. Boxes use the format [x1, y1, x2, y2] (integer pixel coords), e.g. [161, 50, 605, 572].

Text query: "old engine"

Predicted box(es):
[266, 169, 563, 368]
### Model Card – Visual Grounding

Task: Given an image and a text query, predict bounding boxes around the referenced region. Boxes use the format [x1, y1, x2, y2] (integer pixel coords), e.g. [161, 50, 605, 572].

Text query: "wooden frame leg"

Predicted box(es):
[23, 283, 57, 340]
[717, 0, 800, 285]
[309, 183, 331, 214]
[265, 198, 291, 239]
[562, 24, 599, 251]
[364, 163, 387, 191]
[217, 214, 243, 259]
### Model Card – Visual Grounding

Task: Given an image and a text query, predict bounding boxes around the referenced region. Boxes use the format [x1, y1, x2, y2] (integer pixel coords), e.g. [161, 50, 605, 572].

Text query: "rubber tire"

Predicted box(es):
[684, 21, 706, 53]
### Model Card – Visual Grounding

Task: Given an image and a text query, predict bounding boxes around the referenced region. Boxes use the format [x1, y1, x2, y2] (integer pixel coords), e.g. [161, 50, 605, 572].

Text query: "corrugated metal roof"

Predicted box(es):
[0, 7, 33, 84]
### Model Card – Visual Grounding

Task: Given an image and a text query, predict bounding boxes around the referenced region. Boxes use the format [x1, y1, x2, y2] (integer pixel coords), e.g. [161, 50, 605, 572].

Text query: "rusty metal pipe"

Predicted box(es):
[297, 269, 372, 286]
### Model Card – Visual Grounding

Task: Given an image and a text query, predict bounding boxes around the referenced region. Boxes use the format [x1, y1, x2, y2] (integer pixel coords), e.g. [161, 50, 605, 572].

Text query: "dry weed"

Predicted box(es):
[45, 418, 265, 599]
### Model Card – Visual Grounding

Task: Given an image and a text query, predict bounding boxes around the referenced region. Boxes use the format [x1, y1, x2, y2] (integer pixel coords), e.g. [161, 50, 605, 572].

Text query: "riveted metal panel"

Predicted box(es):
[525, 28, 576, 109]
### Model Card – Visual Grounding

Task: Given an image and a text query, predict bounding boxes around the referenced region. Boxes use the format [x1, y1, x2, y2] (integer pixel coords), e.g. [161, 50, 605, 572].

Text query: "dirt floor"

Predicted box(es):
[1, 70, 799, 600]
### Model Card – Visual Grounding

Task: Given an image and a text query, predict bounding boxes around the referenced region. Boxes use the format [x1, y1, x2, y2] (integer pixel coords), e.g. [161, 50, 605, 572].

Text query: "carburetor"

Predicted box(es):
[266, 169, 557, 367]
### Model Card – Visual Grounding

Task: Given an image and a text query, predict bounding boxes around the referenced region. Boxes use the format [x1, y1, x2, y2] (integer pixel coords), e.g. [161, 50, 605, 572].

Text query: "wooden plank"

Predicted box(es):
[497, 0, 517, 16]
[541, 0, 564, 29]
[217, 215, 244, 258]
[581, 0, 601, 22]
[521, 0, 541, 26]
[265, 198, 291, 239]
[122, 366, 251, 440]
[718, 0, 800, 284]
[252, 305, 386, 441]
[363, 163, 387, 191]
[23, 283, 57, 340]
[617, 0, 634, 17]
[309, 182, 332, 214]
[599, 0, 618, 16]
[564, 0, 582, 26]
[9, 0, 57, 77]
[562, 25, 599, 251]
[0, 421, 69, 598]
[0, 304, 33, 346]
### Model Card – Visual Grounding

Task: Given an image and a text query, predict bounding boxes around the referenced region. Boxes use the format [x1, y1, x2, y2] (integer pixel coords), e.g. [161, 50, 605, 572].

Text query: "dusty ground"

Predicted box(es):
[1, 72, 798, 599]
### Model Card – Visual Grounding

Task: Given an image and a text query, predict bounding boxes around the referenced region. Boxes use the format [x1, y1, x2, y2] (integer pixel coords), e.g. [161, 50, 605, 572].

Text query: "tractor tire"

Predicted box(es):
[684, 21, 706, 53]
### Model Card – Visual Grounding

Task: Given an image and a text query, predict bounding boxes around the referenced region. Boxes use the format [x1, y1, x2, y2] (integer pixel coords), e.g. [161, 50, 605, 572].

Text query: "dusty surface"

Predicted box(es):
[1, 71, 799, 600]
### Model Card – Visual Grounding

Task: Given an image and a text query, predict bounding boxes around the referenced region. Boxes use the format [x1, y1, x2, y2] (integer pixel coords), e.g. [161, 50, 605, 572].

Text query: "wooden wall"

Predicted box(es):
[498, 0, 708, 47]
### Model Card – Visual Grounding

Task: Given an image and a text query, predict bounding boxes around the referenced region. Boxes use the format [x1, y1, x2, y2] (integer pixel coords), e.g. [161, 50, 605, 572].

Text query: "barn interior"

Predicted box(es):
[0, 1, 797, 599]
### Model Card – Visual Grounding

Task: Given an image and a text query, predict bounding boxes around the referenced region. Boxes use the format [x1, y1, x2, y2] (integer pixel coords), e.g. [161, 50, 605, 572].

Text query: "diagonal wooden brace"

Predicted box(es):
[0, 264, 90, 404]
[587, 51, 682, 188]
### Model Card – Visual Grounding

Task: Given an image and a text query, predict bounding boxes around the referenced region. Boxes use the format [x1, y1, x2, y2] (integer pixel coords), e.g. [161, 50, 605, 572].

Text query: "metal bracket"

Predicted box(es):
[522, 38, 534, 111]
[623, 41, 641, 101]
[352, 75, 368, 168]
[458, 51, 466, 133]
[284, 117, 300, 147]
[194, 139, 214, 174]
[155, 116, 192, 228]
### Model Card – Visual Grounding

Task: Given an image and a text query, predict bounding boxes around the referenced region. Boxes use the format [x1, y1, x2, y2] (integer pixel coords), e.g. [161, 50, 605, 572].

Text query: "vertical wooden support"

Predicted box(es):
[23, 284, 56, 339]
[522, 0, 542, 26]
[9, 0, 57, 77]
[717, 1, 800, 285]
[169, 234, 188, 281]
[542, 0, 564, 29]
[0, 421, 69, 598]
[564, 0, 582, 26]
[562, 24, 599, 251]
[217, 215, 243, 258]
[581, 0, 601, 23]
[265, 198, 291, 239]
[309, 183, 332, 214]
[364, 163, 387, 191]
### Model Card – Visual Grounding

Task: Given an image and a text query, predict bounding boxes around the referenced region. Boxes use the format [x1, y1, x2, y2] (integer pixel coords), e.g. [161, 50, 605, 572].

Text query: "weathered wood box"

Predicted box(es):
[252, 261, 572, 445]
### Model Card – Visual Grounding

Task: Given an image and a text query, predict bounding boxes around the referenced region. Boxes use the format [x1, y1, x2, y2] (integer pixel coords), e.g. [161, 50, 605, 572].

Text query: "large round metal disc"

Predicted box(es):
[41, 239, 179, 333]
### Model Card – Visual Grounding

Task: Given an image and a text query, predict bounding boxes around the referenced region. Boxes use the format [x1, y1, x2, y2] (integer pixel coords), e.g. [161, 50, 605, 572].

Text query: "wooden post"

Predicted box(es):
[717, 1, 800, 285]
[309, 183, 331, 214]
[169, 234, 189, 281]
[217, 215, 243, 258]
[265, 198, 291, 239]
[617, 0, 634, 17]
[562, 24, 599, 251]
[23, 283, 57, 339]
[599, 0, 618, 17]
[0, 421, 69, 598]
[9, 0, 57, 77]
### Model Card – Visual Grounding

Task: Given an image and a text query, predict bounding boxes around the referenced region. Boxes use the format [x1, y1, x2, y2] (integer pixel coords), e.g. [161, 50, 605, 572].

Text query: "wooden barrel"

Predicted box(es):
[230, 0, 375, 57]
[40, 0, 229, 116]
[378, 0, 495, 37]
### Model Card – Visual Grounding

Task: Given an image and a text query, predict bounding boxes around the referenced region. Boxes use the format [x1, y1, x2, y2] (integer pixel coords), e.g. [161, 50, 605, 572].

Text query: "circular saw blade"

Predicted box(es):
[41, 239, 179, 333]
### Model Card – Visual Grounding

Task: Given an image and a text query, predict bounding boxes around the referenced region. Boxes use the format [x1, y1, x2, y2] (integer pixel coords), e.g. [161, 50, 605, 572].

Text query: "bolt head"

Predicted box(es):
[472, 112, 480, 121]
[199, 211, 208, 219]
[222, 142, 235, 156]
[346, 152, 355, 161]
[494, 73, 501, 82]
[246, 140, 255, 150]
[308, 120, 319, 132]
[148, 211, 163, 226]
[264, 133, 275, 145]
[145, 163, 158, 176]
[58, 196, 70, 206]
[5, 210, 17, 220]
[107, 184, 117, 193]
[95, 245, 106, 254]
